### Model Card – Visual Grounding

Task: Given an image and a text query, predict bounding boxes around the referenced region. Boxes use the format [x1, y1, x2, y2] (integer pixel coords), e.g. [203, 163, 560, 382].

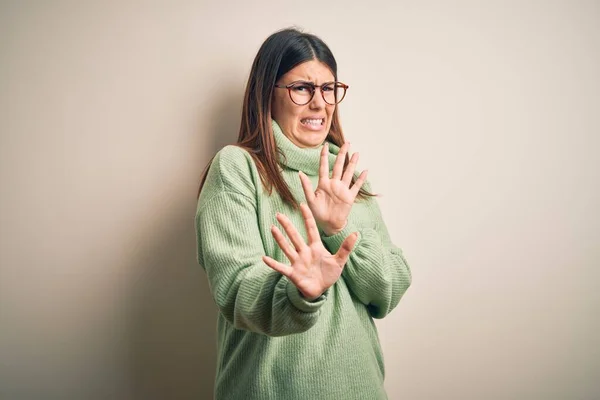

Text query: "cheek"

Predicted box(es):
[280, 101, 300, 121]
[273, 94, 290, 119]
[327, 107, 335, 121]
[289, 107, 306, 124]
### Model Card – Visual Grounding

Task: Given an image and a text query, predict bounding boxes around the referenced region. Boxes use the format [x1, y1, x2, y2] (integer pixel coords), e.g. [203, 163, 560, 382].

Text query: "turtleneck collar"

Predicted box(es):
[271, 119, 340, 176]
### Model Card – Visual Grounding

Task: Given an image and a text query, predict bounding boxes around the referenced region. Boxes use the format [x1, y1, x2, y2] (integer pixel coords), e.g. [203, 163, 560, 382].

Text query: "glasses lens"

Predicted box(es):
[323, 83, 347, 104]
[289, 83, 314, 105]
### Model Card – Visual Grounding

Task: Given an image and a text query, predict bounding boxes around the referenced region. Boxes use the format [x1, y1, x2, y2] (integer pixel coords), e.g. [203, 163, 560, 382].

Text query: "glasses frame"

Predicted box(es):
[274, 80, 349, 105]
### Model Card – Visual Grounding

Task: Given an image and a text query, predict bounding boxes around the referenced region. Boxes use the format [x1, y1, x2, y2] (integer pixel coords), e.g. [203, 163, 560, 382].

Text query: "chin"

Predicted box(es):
[297, 138, 323, 149]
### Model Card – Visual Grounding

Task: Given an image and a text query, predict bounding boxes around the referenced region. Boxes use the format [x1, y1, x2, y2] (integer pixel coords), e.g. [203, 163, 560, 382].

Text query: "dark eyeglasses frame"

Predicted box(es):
[274, 80, 349, 105]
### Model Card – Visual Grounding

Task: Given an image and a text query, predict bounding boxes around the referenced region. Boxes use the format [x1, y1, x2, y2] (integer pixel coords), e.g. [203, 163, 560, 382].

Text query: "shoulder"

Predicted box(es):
[203, 145, 257, 197]
[215, 144, 252, 164]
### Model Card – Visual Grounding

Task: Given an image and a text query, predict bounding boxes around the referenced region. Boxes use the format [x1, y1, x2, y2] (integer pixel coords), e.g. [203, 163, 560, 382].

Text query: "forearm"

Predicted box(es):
[197, 190, 328, 336]
[321, 219, 412, 318]
[210, 263, 328, 336]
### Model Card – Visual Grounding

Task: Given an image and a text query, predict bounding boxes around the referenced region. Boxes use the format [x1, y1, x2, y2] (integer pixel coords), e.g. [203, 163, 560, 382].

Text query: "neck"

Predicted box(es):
[271, 119, 340, 176]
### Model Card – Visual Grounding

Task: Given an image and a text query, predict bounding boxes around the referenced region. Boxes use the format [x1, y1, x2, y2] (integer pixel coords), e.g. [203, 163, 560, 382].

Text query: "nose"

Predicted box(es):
[309, 87, 326, 109]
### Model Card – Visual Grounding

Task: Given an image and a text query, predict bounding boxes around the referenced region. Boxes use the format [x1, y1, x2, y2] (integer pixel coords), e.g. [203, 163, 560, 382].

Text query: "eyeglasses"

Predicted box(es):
[274, 80, 349, 105]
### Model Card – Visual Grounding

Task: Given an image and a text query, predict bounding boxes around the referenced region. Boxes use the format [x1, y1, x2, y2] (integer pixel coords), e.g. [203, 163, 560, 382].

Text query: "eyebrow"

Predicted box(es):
[288, 80, 335, 85]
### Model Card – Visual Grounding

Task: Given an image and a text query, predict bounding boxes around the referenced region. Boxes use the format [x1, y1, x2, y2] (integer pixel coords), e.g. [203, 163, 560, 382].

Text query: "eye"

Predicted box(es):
[322, 85, 335, 92]
[292, 84, 312, 92]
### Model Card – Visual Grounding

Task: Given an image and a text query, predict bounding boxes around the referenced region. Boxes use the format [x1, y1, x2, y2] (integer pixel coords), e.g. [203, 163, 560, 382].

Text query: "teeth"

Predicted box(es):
[301, 118, 323, 125]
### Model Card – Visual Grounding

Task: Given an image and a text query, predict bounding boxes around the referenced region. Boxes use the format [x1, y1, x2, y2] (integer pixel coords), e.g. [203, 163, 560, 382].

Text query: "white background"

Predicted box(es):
[1, 1, 598, 399]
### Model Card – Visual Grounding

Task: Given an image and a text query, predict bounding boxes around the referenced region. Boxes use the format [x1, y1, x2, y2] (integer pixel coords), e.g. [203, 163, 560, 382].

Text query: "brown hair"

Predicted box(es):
[196, 27, 376, 209]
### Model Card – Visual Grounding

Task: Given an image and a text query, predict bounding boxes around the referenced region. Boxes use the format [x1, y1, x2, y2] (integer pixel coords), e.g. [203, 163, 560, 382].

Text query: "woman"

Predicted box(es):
[195, 27, 412, 400]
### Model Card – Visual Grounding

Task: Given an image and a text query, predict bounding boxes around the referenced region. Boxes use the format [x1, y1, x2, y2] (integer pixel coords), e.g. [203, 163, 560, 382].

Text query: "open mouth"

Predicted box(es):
[300, 118, 324, 129]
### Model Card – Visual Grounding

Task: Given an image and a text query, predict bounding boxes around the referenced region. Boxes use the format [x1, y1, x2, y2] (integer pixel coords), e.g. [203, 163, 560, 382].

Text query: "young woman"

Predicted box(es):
[195, 27, 412, 400]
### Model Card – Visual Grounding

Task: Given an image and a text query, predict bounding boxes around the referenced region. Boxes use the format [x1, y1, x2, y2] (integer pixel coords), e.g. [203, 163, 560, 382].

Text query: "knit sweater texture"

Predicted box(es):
[195, 119, 412, 400]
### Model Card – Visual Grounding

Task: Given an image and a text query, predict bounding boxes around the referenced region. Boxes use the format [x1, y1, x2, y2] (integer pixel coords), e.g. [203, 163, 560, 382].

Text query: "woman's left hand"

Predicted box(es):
[299, 142, 368, 236]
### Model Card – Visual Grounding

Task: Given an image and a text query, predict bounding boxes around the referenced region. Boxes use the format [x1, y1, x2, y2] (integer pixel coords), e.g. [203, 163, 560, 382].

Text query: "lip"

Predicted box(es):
[299, 117, 325, 131]
[301, 116, 326, 120]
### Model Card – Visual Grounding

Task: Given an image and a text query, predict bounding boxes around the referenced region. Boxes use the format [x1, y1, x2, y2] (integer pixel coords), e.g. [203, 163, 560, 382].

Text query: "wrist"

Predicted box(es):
[300, 290, 323, 302]
[323, 220, 348, 237]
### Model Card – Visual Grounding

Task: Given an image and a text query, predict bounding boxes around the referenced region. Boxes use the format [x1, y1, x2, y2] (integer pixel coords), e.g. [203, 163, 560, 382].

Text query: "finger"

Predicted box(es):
[334, 232, 359, 264]
[332, 142, 349, 180]
[299, 203, 320, 244]
[298, 171, 315, 203]
[276, 212, 306, 252]
[262, 255, 294, 277]
[319, 143, 330, 182]
[350, 169, 369, 197]
[270, 225, 298, 261]
[341, 152, 359, 186]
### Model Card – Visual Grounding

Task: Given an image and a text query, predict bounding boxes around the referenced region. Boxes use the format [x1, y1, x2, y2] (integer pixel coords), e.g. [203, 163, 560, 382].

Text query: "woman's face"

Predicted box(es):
[271, 59, 336, 149]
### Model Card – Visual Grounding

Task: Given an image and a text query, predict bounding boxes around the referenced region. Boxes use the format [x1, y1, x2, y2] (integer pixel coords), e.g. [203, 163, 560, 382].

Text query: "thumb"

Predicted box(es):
[335, 232, 359, 264]
[298, 171, 316, 203]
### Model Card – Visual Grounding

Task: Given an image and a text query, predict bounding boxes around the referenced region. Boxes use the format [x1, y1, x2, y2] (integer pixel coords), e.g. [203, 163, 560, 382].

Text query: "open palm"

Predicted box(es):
[299, 142, 368, 236]
[262, 203, 358, 301]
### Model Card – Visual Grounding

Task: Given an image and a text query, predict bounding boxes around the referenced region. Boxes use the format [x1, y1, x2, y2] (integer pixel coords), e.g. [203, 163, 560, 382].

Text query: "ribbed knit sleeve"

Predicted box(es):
[195, 146, 327, 336]
[321, 195, 412, 319]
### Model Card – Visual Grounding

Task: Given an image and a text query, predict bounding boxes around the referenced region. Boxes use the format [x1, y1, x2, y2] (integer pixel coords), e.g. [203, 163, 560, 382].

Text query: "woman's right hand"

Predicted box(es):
[262, 203, 359, 301]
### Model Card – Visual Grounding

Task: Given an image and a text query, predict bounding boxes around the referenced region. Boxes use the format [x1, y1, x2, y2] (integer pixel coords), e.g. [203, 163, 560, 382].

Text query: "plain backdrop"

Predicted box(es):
[1, 1, 598, 399]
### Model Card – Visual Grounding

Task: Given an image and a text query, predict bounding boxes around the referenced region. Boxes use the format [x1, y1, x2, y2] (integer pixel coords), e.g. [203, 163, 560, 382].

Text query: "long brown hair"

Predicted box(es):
[197, 27, 376, 209]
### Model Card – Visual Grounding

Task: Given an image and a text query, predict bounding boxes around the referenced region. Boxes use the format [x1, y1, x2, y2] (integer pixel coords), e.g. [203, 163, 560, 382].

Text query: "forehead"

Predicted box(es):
[283, 60, 335, 83]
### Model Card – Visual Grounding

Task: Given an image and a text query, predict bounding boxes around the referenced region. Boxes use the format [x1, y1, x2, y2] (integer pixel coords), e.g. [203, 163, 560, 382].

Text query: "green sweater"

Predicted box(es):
[195, 119, 412, 400]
